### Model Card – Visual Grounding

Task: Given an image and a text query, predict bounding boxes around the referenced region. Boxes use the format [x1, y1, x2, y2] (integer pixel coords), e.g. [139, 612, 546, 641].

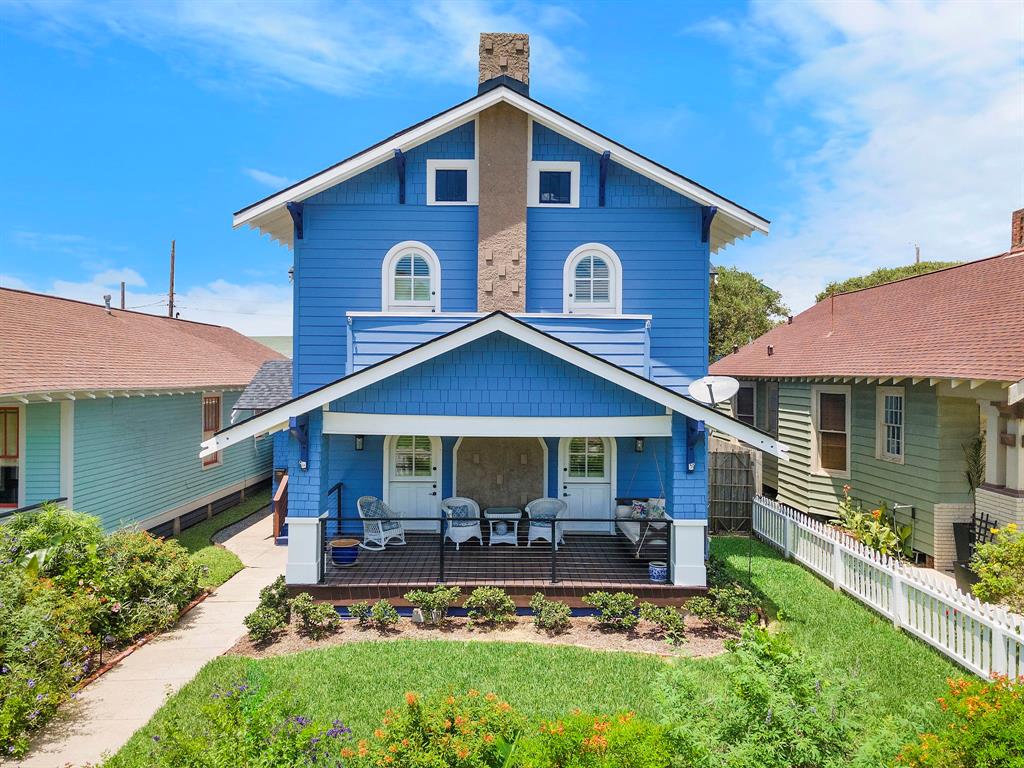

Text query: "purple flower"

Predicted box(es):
[27, 679, 36, 689]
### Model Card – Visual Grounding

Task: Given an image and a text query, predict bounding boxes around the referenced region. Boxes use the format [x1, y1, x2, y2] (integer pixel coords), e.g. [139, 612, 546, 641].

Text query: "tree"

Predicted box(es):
[709, 266, 789, 360]
[814, 261, 961, 303]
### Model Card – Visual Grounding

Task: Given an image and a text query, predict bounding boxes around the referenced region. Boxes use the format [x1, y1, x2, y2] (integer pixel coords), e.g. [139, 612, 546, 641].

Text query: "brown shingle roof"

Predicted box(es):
[711, 251, 1024, 382]
[0, 288, 285, 396]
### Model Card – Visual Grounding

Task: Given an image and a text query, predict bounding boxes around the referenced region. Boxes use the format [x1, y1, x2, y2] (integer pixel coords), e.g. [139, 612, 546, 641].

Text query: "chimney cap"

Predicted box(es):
[479, 33, 530, 95]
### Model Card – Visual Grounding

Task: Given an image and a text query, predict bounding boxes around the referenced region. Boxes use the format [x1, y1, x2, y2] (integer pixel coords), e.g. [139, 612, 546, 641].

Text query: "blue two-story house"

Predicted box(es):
[205, 33, 786, 597]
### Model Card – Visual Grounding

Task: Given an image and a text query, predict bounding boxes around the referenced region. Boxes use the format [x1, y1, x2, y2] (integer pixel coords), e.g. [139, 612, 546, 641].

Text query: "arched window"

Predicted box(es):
[382, 241, 440, 313]
[563, 244, 622, 314]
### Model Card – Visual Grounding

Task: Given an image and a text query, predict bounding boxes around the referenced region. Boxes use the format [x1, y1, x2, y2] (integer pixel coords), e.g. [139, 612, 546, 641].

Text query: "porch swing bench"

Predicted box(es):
[615, 441, 670, 560]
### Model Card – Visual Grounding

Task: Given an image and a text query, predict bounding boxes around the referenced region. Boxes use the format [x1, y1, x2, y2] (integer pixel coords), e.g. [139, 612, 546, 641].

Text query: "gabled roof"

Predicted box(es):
[233, 85, 769, 254]
[234, 360, 293, 411]
[201, 312, 789, 460]
[0, 288, 285, 398]
[711, 251, 1024, 385]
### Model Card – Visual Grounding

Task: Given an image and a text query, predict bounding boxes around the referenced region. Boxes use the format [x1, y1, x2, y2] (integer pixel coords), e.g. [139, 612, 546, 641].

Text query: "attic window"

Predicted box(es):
[426, 159, 478, 206]
[528, 161, 580, 208]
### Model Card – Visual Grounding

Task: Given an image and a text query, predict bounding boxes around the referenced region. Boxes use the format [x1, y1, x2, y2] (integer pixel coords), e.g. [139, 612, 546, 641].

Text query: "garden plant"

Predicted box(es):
[404, 585, 461, 624]
[970, 523, 1024, 612]
[583, 591, 639, 630]
[528, 592, 572, 634]
[464, 586, 517, 625]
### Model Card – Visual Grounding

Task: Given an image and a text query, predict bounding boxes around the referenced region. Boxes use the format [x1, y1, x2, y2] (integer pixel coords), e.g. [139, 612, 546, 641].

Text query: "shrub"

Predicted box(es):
[370, 599, 400, 631]
[404, 585, 461, 624]
[464, 586, 517, 625]
[346, 689, 523, 765]
[348, 601, 372, 626]
[583, 591, 638, 631]
[290, 593, 341, 640]
[895, 674, 1024, 768]
[638, 603, 686, 645]
[0, 503, 105, 587]
[686, 581, 760, 633]
[659, 624, 856, 768]
[258, 575, 291, 621]
[834, 485, 912, 558]
[529, 592, 572, 634]
[244, 606, 286, 644]
[970, 523, 1024, 612]
[143, 675, 352, 767]
[513, 711, 670, 767]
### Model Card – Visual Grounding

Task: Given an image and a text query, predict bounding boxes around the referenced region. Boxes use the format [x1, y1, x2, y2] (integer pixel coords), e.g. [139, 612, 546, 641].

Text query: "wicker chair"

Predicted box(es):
[356, 496, 407, 551]
[525, 497, 567, 549]
[440, 496, 483, 550]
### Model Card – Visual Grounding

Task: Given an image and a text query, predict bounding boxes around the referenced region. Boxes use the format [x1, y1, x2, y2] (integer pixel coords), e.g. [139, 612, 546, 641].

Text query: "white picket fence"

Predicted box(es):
[752, 495, 1024, 678]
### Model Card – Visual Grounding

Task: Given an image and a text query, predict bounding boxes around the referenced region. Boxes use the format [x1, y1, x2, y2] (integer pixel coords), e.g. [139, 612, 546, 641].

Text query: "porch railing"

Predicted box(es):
[321, 514, 674, 587]
[272, 475, 288, 539]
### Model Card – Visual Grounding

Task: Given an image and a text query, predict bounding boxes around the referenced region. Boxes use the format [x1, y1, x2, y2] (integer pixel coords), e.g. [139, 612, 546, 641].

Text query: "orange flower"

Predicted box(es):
[374, 728, 386, 740]
[483, 733, 495, 743]
[871, 509, 881, 520]
[405, 692, 418, 706]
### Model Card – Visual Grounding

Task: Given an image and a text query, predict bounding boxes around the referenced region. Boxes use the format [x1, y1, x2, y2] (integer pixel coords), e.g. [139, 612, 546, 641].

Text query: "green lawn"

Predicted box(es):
[175, 489, 271, 589]
[106, 535, 960, 766]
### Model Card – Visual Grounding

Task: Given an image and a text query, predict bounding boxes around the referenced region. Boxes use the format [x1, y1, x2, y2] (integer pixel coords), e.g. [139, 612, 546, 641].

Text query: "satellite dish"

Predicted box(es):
[688, 375, 740, 406]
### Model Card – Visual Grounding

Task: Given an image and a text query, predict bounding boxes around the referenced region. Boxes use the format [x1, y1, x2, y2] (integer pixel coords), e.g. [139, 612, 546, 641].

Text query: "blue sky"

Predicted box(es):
[1, 0, 1021, 334]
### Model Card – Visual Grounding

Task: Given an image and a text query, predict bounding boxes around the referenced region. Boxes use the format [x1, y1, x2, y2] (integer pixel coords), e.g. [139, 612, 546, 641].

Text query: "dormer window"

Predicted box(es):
[528, 161, 580, 208]
[563, 243, 622, 314]
[382, 241, 441, 313]
[426, 160, 478, 206]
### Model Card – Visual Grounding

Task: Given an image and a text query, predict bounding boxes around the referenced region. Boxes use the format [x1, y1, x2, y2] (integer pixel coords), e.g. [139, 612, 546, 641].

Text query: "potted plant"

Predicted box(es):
[329, 537, 360, 567]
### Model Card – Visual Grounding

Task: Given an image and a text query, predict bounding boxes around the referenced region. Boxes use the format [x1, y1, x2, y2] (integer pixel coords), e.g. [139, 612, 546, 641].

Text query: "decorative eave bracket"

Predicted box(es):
[289, 414, 309, 470]
[686, 418, 705, 473]
[599, 150, 611, 207]
[701, 205, 718, 244]
[286, 202, 304, 240]
[394, 149, 406, 204]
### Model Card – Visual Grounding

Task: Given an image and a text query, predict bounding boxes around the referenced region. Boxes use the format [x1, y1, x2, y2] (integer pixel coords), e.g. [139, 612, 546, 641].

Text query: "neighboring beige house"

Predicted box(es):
[712, 209, 1024, 570]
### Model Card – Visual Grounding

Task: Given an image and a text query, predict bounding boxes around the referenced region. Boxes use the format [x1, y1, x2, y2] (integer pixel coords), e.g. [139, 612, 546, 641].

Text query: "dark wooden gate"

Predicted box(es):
[708, 436, 757, 533]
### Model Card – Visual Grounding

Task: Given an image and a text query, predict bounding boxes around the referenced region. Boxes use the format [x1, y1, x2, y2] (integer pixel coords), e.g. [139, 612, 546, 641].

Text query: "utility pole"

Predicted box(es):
[914, 243, 920, 264]
[120, 281, 125, 310]
[168, 239, 176, 318]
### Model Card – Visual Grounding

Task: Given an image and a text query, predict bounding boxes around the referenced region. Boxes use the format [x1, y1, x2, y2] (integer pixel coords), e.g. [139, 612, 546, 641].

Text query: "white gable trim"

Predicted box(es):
[233, 86, 768, 253]
[200, 314, 789, 460]
[324, 413, 671, 438]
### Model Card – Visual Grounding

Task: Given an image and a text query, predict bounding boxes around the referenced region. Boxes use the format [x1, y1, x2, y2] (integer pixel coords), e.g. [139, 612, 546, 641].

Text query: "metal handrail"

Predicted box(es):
[0, 497, 68, 520]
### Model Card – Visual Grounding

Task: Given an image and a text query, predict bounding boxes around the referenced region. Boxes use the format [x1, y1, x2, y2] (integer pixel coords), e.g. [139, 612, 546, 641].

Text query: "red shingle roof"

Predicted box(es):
[711, 251, 1024, 382]
[0, 288, 285, 396]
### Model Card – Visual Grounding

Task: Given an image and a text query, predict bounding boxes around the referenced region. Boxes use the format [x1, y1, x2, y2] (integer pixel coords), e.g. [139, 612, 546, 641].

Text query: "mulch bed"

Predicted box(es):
[227, 615, 732, 659]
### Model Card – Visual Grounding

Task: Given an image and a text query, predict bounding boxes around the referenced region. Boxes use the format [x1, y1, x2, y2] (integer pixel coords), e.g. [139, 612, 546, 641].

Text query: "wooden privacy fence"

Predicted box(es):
[752, 495, 1024, 678]
[708, 437, 759, 533]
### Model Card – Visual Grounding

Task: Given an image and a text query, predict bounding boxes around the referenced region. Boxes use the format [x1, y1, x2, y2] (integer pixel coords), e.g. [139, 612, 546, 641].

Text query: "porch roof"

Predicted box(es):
[200, 312, 789, 460]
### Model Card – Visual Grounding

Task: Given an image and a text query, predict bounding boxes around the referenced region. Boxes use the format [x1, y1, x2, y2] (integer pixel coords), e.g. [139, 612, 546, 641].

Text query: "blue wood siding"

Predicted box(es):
[294, 123, 478, 395]
[527, 124, 709, 392]
[348, 314, 650, 375]
[23, 403, 61, 504]
[72, 393, 272, 531]
[330, 333, 663, 418]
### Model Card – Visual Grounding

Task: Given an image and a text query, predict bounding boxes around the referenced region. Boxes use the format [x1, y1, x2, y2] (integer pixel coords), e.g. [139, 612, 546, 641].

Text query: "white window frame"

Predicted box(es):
[426, 159, 478, 206]
[733, 382, 757, 428]
[381, 241, 441, 313]
[876, 386, 906, 464]
[562, 243, 623, 315]
[202, 392, 223, 469]
[811, 384, 851, 478]
[528, 160, 580, 208]
[0, 405, 25, 509]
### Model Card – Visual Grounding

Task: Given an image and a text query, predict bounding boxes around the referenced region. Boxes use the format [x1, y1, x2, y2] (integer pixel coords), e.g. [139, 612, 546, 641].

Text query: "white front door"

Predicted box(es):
[560, 437, 614, 534]
[387, 435, 441, 532]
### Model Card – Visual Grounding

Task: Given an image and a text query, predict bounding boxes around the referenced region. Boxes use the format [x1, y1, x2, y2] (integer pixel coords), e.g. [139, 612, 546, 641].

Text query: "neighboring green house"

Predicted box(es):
[0, 288, 284, 532]
[712, 210, 1024, 570]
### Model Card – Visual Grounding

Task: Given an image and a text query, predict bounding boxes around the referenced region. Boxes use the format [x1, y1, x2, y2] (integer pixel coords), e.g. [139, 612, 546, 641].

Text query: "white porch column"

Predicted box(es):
[59, 400, 74, 508]
[1008, 418, 1024, 492]
[285, 513, 326, 585]
[670, 518, 707, 587]
[981, 404, 1006, 487]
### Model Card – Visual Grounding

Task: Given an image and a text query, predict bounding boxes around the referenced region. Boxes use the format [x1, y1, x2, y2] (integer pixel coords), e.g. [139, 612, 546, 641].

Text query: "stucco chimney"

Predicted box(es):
[1011, 208, 1024, 252]
[478, 33, 530, 94]
[476, 33, 529, 312]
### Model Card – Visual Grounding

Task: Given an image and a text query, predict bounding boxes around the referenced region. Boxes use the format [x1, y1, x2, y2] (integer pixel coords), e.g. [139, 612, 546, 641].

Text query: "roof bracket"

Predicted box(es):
[599, 150, 611, 207]
[701, 205, 718, 244]
[286, 202, 304, 240]
[394, 149, 406, 204]
[686, 418, 705, 472]
[289, 414, 309, 469]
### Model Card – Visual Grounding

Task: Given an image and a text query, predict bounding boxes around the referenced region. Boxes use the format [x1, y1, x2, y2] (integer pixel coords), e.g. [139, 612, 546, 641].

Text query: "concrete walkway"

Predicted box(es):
[15, 508, 286, 768]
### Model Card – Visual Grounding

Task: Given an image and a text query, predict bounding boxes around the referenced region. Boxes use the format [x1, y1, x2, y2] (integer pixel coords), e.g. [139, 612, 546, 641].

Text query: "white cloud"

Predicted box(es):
[11, 267, 293, 336]
[1, 0, 588, 96]
[703, 0, 1024, 311]
[244, 168, 291, 188]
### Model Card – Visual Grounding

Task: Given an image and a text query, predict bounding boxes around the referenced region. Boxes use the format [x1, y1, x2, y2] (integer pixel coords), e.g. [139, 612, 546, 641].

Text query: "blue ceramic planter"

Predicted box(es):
[648, 560, 668, 583]
[330, 538, 359, 567]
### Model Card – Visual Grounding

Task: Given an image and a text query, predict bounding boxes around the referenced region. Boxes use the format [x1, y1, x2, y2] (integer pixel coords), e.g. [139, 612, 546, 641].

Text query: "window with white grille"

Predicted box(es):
[382, 242, 440, 312]
[563, 244, 622, 314]
[876, 386, 905, 463]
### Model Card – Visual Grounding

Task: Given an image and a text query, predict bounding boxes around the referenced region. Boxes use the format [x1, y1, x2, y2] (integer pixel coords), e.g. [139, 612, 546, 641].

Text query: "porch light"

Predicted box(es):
[354, 435, 365, 451]
[634, 437, 645, 453]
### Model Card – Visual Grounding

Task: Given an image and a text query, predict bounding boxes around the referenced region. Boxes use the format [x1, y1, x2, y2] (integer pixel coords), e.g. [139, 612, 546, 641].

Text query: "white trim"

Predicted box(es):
[1009, 378, 1024, 405]
[381, 241, 441, 313]
[426, 159, 478, 205]
[875, 385, 906, 464]
[346, 311, 652, 320]
[527, 160, 580, 208]
[562, 243, 622, 315]
[452, 436, 548, 502]
[558, 436, 616, 535]
[810, 384, 851, 478]
[201, 392, 224, 469]
[0, 386, 244, 406]
[132, 470, 271, 530]
[59, 400, 74, 507]
[231, 86, 768, 253]
[201, 314, 789, 460]
[382, 435, 442, 529]
[0, 404, 26, 509]
[324, 413, 671, 438]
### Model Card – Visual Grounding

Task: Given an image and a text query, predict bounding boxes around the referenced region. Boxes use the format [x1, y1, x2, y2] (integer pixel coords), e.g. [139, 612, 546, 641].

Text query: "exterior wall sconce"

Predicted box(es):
[634, 437, 645, 453]
[354, 435, 365, 451]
